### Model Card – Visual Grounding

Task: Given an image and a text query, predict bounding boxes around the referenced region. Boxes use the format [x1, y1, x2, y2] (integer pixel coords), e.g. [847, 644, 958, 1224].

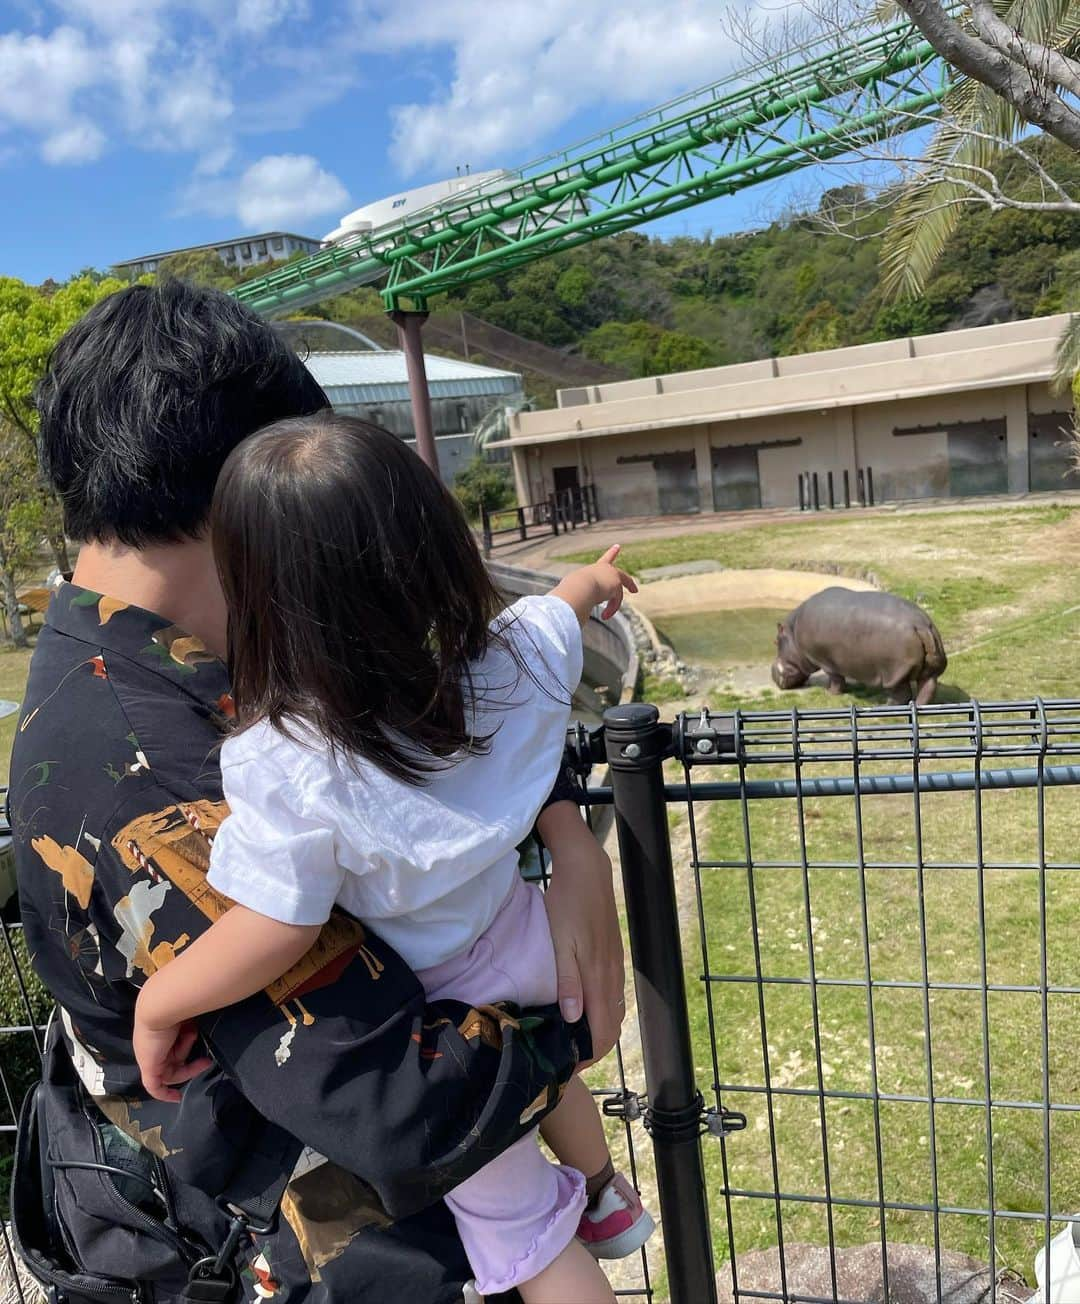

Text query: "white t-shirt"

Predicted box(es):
[206, 594, 583, 971]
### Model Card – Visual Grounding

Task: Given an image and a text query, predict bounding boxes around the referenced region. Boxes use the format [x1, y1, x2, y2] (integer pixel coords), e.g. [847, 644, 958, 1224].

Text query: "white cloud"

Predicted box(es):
[41, 118, 105, 164]
[236, 154, 348, 227]
[0, 25, 98, 131]
[234, 0, 310, 33]
[0, 2, 347, 173]
[185, 153, 348, 229]
[145, 63, 234, 152]
[354, 0, 743, 178]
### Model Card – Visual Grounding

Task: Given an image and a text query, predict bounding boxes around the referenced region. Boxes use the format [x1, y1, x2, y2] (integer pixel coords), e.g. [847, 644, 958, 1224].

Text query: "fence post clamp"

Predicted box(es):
[705, 1104, 748, 1139]
[601, 1088, 646, 1122]
[675, 707, 736, 763]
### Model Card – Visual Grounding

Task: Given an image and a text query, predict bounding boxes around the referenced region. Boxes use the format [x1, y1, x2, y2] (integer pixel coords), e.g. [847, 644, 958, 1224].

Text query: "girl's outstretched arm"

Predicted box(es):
[134, 905, 320, 1101]
[550, 544, 637, 627]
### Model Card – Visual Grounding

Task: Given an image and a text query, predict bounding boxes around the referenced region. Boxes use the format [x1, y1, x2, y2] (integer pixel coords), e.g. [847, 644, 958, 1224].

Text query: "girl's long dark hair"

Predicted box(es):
[210, 412, 519, 784]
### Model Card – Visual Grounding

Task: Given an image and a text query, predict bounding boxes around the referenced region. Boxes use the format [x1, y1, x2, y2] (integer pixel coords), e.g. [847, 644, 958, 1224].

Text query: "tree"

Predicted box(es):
[453, 456, 516, 521]
[0, 420, 45, 648]
[582, 320, 716, 376]
[724, 1, 1080, 301]
[881, 0, 1080, 297]
[0, 274, 129, 572]
[156, 248, 239, 290]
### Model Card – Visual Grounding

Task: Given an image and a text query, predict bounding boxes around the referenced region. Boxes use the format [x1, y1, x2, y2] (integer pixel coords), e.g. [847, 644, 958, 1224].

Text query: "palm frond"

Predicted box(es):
[1053, 314, 1080, 391]
[1008, 0, 1080, 44]
[880, 0, 1080, 298]
[880, 86, 1022, 298]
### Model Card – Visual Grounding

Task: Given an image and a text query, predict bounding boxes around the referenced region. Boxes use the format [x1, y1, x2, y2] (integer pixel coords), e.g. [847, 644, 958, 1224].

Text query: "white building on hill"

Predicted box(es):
[113, 231, 321, 278]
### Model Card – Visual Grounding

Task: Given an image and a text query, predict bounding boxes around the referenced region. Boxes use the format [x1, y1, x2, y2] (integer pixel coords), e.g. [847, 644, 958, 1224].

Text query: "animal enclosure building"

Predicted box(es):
[500, 314, 1077, 517]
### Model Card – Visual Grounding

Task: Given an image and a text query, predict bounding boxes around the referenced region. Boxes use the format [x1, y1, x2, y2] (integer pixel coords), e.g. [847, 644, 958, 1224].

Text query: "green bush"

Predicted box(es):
[454, 456, 516, 521]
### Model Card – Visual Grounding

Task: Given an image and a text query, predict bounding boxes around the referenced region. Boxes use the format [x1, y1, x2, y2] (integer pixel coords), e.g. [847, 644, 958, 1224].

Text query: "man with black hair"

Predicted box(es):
[11, 281, 624, 1302]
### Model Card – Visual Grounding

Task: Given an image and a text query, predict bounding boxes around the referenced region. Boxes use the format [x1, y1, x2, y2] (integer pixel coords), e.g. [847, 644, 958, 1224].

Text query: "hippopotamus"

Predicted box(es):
[772, 587, 947, 704]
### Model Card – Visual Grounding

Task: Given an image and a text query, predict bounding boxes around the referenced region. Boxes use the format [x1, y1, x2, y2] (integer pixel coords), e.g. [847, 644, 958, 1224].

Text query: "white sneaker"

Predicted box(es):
[1032, 1219, 1080, 1303]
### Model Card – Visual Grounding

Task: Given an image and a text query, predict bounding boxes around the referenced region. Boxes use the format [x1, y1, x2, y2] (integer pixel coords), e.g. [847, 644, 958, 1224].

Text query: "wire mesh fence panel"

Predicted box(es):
[11, 698, 1080, 1304]
[669, 700, 1080, 1304]
[525, 798, 656, 1302]
[1, 785, 48, 1302]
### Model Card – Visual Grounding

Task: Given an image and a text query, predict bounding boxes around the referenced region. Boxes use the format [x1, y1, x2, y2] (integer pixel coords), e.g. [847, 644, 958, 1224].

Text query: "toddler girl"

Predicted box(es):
[133, 413, 653, 1303]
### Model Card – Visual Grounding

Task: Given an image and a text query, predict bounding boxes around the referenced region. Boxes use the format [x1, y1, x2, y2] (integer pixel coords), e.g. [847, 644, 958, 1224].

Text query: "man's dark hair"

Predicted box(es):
[211, 412, 538, 785]
[36, 280, 328, 546]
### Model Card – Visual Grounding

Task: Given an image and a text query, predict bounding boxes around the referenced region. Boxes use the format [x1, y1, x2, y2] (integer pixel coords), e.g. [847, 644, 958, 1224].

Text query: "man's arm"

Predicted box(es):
[537, 800, 625, 1062]
[96, 787, 590, 1220]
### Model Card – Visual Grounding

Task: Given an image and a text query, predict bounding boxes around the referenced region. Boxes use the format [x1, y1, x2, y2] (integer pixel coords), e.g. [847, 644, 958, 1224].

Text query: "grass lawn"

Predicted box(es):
[559, 503, 1080, 702]
[0, 640, 34, 787]
[563, 505, 1080, 1284]
[686, 771, 1080, 1278]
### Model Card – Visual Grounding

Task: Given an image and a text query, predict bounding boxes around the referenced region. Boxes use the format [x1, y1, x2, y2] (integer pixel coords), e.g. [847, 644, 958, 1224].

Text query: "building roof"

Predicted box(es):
[304, 350, 522, 404]
[501, 313, 1071, 448]
[112, 232, 319, 268]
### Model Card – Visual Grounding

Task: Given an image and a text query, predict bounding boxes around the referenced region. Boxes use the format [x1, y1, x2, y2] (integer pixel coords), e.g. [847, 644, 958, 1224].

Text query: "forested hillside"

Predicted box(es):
[147, 135, 1080, 403]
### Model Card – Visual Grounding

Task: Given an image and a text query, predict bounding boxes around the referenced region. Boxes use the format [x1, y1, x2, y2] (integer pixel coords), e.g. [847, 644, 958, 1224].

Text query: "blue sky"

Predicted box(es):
[1, 0, 852, 285]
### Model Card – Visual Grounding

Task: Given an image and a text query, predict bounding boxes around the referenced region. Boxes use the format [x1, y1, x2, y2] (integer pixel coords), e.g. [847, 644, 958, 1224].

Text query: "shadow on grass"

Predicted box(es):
[792, 675, 971, 707]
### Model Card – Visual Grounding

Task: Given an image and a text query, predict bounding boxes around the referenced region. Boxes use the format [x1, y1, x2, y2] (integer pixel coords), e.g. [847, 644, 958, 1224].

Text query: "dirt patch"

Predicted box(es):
[715, 1242, 1033, 1304]
[628, 569, 876, 622]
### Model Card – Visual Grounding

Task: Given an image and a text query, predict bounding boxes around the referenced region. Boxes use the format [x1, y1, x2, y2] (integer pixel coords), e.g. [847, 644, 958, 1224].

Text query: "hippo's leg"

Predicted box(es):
[915, 676, 938, 706]
[886, 679, 914, 705]
[827, 674, 846, 695]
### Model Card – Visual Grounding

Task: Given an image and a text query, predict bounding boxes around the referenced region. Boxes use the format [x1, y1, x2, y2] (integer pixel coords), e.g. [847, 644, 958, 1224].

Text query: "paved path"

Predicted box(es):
[487, 490, 1080, 575]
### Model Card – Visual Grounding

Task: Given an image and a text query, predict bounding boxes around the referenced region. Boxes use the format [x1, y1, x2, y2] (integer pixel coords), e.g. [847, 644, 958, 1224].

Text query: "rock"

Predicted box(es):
[618, 602, 700, 697]
[715, 1243, 1035, 1304]
[639, 559, 727, 582]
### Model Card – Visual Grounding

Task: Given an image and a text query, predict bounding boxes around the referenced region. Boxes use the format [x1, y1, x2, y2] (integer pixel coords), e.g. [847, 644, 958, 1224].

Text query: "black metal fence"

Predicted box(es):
[798, 468, 876, 512]
[481, 484, 599, 555]
[8, 698, 1080, 1302]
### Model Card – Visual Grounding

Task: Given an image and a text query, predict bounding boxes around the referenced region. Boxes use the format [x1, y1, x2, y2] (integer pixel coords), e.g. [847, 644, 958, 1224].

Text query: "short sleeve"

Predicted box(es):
[207, 736, 345, 928]
[496, 594, 584, 699]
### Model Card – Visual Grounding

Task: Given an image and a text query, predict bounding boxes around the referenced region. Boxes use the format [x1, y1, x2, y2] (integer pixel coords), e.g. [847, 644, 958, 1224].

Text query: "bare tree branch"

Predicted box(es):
[969, 0, 1080, 100]
[896, 0, 1080, 151]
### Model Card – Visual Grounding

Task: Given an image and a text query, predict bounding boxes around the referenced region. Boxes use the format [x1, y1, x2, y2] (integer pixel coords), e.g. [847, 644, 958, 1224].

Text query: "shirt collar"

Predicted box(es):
[45, 581, 235, 719]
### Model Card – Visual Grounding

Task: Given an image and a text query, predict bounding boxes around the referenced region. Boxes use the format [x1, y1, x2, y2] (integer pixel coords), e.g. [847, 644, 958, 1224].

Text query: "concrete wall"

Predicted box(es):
[515, 380, 1078, 518]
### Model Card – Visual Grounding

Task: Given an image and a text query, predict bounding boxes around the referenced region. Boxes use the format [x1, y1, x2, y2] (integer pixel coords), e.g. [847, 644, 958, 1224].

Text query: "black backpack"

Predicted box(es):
[10, 1020, 285, 1304]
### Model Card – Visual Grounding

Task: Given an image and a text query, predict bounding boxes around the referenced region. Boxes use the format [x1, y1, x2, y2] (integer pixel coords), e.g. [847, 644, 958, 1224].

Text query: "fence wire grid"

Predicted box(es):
[7, 698, 1080, 1303]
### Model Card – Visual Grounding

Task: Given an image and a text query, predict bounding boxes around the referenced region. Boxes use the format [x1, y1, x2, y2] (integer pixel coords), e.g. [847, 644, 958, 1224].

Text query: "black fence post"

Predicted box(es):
[518, 506, 527, 543]
[827, 470, 835, 510]
[604, 703, 718, 1304]
[867, 466, 875, 506]
[844, 469, 851, 509]
[481, 506, 493, 557]
[857, 467, 865, 506]
[548, 493, 560, 535]
[812, 471, 820, 512]
[798, 474, 805, 512]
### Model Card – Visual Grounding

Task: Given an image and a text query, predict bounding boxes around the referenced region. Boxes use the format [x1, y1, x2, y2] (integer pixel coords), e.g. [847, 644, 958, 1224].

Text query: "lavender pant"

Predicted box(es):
[417, 872, 587, 1297]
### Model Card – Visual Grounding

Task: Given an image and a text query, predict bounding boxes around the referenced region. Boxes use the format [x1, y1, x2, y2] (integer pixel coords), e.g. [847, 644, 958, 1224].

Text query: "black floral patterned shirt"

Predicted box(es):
[10, 583, 588, 1303]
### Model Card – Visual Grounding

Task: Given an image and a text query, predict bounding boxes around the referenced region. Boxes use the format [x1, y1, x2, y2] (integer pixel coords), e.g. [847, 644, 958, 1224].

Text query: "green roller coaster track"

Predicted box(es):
[234, 19, 950, 318]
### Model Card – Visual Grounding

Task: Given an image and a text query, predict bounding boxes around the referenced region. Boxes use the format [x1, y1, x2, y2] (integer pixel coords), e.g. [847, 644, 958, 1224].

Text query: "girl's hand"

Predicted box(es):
[551, 544, 638, 626]
[589, 545, 638, 620]
[133, 1011, 212, 1104]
